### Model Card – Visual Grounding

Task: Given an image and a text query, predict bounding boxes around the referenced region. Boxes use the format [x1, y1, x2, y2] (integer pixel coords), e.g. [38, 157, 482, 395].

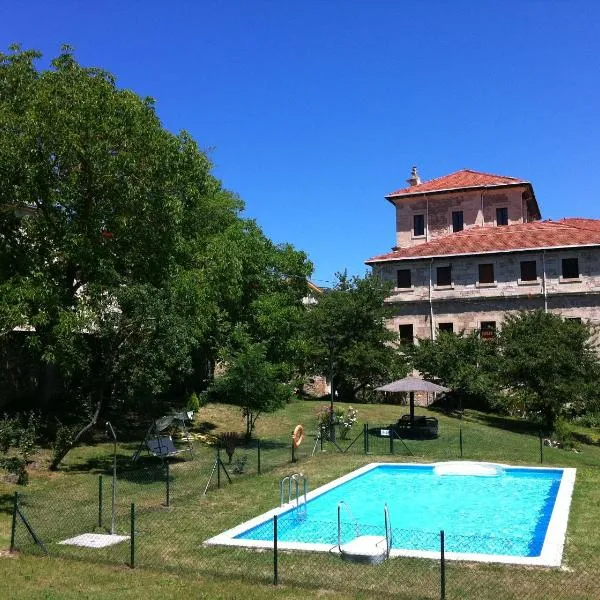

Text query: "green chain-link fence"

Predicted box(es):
[8, 423, 600, 599]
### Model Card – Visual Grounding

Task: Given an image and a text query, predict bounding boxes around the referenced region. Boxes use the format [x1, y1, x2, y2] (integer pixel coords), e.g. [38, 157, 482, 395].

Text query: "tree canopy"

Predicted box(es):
[407, 330, 500, 411]
[297, 273, 408, 402]
[0, 46, 311, 463]
[407, 310, 600, 432]
[498, 310, 600, 431]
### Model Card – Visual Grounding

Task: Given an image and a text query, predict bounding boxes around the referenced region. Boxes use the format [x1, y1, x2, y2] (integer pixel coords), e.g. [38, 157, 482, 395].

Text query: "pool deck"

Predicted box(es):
[204, 461, 576, 567]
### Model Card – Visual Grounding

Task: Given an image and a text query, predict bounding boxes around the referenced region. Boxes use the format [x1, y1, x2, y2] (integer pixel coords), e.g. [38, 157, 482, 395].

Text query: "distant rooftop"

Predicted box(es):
[386, 168, 530, 200]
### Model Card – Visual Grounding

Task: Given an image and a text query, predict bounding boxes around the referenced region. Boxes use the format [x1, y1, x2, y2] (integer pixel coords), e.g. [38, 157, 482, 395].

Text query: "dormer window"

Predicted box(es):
[452, 211, 464, 232]
[413, 214, 425, 237]
[496, 207, 508, 226]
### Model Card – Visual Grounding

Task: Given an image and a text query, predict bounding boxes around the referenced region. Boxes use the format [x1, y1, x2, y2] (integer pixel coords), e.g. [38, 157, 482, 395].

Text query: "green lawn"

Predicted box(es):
[1, 400, 599, 599]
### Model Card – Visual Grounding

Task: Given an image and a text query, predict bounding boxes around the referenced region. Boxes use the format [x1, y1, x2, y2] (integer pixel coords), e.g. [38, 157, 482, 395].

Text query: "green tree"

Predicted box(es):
[498, 310, 600, 432]
[298, 273, 408, 402]
[407, 330, 500, 411]
[207, 331, 292, 439]
[0, 46, 309, 465]
[199, 220, 312, 376]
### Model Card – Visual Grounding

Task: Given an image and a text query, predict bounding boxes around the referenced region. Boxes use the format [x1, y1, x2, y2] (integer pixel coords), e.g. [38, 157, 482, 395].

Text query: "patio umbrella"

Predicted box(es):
[375, 377, 450, 423]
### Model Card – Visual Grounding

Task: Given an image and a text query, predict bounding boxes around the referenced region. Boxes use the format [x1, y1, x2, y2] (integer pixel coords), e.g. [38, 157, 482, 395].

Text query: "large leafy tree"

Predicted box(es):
[202, 222, 312, 435]
[0, 45, 310, 464]
[407, 330, 501, 411]
[498, 310, 600, 432]
[298, 273, 408, 402]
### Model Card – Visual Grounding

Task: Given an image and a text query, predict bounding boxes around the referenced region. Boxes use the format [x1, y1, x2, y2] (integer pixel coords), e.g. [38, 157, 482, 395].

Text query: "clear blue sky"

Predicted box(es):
[2, 1, 600, 286]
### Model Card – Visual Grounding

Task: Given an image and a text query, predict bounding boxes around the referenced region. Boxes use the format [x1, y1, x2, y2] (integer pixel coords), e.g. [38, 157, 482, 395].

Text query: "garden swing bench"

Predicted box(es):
[132, 411, 194, 462]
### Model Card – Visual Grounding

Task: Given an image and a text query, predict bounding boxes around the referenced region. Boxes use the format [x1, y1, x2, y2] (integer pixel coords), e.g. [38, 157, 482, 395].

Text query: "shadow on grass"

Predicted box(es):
[243, 438, 288, 450]
[195, 421, 217, 434]
[462, 412, 542, 436]
[61, 452, 135, 475]
[0, 492, 16, 515]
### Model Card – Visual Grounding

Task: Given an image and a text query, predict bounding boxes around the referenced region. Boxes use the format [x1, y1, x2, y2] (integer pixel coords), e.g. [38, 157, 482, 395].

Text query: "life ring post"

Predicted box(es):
[291, 424, 304, 463]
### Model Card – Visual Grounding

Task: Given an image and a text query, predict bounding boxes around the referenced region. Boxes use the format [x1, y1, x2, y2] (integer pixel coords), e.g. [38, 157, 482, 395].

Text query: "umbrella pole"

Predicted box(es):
[410, 391, 415, 424]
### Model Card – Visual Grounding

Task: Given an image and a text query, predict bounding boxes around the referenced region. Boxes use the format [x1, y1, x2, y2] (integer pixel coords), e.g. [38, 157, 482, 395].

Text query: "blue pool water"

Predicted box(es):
[236, 464, 563, 557]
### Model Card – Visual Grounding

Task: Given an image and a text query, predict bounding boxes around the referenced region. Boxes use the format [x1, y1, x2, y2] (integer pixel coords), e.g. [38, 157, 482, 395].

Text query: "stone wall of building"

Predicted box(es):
[387, 292, 600, 343]
[377, 246, 600, 342]
[376, 247, 600, 305]
[393, 186, 529, 249]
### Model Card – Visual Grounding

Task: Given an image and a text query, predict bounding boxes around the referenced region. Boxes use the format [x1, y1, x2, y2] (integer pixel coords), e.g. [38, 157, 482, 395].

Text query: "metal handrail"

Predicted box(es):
[338, 501, 391, 558]
[337, 501, 345, 552]
[383, 503, 392, 558]
[280, 473, 308, 509]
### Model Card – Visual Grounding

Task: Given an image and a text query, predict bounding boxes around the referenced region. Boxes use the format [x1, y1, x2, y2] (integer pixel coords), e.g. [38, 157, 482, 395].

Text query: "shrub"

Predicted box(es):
[18, 411, 39, 461]
[232, 455, 247, 474]
[315, 405, 333, 431]
[0, 457, 28, 485]
[552, 417, 577, 450]
[337, 406, 358, 440]
[574, 412, 600, 429]
[0, 415, 18, 453]
[51, 423, 79, 470]
[187, 392, 200, 414]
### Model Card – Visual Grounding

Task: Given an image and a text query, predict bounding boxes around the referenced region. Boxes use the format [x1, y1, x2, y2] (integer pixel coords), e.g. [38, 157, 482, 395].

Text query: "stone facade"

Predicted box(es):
[393, 185, 538, 249]
[368, 169, 600, 342]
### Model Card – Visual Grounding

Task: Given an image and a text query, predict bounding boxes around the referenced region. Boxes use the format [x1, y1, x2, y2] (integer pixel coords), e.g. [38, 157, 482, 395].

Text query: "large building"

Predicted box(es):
[366, 168, 600, 343]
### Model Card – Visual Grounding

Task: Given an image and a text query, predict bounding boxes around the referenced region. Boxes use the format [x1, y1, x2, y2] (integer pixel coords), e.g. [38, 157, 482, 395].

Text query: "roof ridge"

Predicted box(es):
[387, 168, 529, 198]
[461, 168, 525, 182]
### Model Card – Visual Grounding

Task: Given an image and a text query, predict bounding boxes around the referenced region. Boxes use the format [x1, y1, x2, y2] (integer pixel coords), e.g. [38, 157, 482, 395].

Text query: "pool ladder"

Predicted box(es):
[337, 502, 392, 563]
[280, 473, 308, 513]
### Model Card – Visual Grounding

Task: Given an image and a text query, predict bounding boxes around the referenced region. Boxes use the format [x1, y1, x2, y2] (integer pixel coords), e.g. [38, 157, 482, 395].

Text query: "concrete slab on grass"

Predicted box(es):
[59, 533, 129, 548]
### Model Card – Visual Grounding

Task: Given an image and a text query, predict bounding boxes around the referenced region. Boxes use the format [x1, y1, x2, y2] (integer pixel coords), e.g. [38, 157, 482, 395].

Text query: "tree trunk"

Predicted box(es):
[49, 390, 102, 470]
[245, 410, 252, 440]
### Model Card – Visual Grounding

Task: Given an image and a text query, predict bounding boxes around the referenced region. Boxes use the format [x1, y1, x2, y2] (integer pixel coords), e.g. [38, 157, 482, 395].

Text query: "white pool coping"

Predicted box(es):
[205, 461, 576, 567]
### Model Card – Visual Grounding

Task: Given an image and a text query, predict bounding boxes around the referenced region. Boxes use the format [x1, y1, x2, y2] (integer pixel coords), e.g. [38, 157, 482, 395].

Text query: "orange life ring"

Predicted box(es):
[292, 424, 304, 448]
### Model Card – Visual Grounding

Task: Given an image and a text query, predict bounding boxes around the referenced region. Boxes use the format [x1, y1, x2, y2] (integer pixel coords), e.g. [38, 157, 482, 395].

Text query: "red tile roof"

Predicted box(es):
[386, 169, 529, 199]
[365, 219, 600, 264]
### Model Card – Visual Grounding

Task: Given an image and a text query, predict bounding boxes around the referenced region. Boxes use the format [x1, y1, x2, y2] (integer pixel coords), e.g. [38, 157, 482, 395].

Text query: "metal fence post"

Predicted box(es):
[390, 430, 394, 455]
[98, 475, 103, 529]
[257, 439, 261, 475]
[459, 428, 463, 459]
[440, 530, 446, 600]
[539, 429, 544, 463]
[273, 514, 279, 585]
[165, 460, 171, 507]
[366, 423, 369, 454]
[10, 492, 18, 552]
[130, 503, 135, 568]
[217, 448, 221, 489]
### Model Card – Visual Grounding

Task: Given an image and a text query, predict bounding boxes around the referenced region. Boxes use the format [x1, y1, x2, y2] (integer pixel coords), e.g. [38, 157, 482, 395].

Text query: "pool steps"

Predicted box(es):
[337, 502, 391, 565]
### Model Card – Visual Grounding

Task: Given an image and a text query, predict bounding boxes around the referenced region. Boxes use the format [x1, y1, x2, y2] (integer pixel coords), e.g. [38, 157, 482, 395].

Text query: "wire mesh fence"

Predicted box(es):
[7, 419, 600, 599]
[11, 471, 600, 600]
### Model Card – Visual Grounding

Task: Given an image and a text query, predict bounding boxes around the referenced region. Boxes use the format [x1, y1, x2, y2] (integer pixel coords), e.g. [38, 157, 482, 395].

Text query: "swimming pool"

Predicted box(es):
[206, 462, 576, 566]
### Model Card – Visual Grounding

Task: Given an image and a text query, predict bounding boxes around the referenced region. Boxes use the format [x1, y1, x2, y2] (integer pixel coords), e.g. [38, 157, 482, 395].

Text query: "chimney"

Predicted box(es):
[406, 166, 421, 187]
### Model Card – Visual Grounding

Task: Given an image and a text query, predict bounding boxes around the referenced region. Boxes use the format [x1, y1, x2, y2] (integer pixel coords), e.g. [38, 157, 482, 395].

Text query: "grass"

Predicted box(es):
[1, 400, 600, 599]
